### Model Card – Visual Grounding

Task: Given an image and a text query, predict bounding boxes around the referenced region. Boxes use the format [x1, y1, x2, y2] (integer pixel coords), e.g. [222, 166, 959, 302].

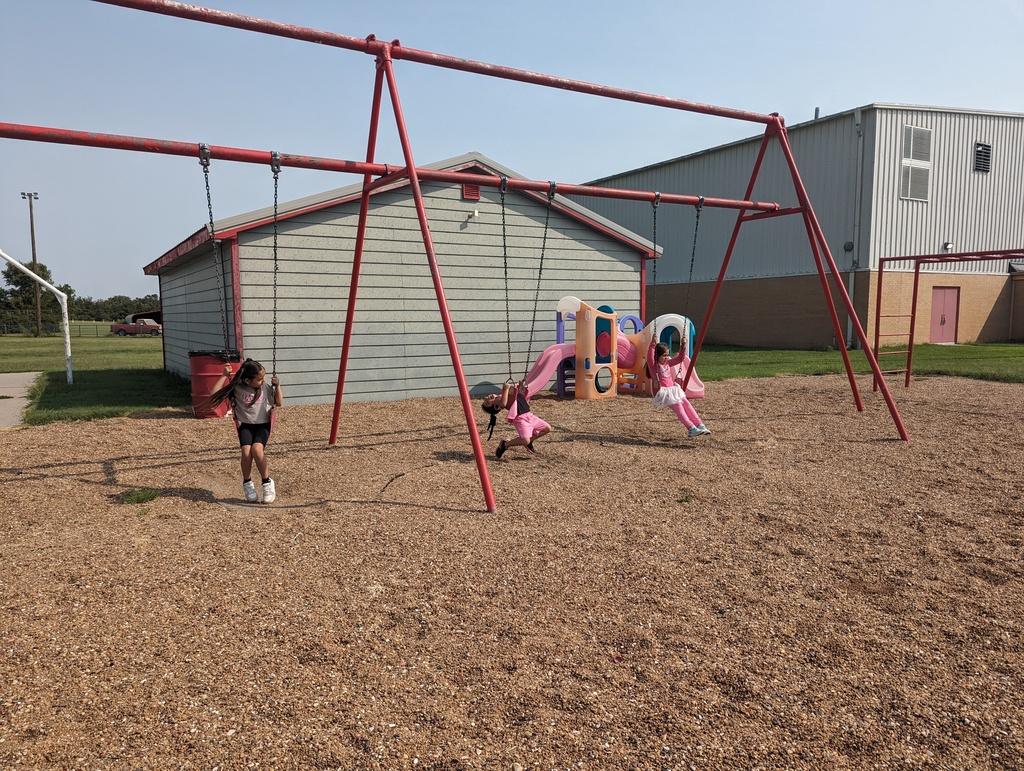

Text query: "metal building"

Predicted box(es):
[579, 104, 1024, 349]
[145, 153, 655, 405]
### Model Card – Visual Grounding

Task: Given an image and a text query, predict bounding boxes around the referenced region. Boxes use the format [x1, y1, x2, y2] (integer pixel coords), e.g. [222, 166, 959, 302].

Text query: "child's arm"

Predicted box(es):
[518, 377, 532, 401]
[210, 363, 233, 393]
[270, 375, 283, 407]
[500, 379, 515, 410]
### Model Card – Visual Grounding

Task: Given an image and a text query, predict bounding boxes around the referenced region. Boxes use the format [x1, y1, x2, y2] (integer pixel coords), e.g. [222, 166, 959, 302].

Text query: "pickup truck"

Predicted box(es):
[110, 318, 163, 336]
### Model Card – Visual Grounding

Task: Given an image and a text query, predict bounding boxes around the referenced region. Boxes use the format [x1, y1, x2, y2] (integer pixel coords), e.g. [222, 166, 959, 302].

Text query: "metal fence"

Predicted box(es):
[0, 322, 111, 337]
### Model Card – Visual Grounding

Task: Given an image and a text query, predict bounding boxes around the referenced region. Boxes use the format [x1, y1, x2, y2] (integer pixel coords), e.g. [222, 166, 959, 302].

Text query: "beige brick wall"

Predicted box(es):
[651, 271, 1014, 349]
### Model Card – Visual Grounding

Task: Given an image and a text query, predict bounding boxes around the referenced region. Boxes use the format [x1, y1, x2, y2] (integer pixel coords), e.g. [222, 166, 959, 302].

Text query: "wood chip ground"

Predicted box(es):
[1, 375, 1021, 769]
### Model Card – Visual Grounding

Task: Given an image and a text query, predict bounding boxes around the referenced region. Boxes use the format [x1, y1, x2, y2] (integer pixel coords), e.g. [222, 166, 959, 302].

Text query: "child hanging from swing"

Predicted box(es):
[203, 358, 284, 503]
[481, 376, 551, 458]
[647, 340, 711, 438]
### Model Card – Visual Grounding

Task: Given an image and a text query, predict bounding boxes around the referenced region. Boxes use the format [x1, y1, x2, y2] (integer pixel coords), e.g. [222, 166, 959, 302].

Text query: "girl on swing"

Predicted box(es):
[481, 376, 551, 458]
[204, 358, 284, 502]
[647, 340, 711, 438]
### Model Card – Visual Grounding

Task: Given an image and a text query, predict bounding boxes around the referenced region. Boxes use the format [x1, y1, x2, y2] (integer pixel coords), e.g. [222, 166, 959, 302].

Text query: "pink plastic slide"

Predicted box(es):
[523, 343, 576, 397]
[524, 339, 705, 399]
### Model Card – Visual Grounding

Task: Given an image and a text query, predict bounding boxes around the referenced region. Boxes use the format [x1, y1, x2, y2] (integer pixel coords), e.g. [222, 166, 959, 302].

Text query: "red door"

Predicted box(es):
[929, 287, 959, 344]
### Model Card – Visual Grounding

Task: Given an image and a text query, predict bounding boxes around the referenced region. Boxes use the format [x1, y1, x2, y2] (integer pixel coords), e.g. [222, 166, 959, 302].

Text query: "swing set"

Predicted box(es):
[0, 0, 909, 513]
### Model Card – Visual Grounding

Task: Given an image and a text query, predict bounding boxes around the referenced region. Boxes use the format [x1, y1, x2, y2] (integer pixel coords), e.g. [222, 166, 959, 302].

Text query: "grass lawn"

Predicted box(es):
[1, 334, 1021, 425]
[0, 335, 191, 424]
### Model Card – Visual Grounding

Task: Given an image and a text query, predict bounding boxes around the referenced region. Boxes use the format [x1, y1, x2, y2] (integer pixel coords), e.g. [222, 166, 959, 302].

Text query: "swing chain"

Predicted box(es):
[499, 175, 513, 381]
[684, 196, 704, 320]
[199, 143, 229, 351]
[524, 181, 556, 377]
[271, 151, 281, 377]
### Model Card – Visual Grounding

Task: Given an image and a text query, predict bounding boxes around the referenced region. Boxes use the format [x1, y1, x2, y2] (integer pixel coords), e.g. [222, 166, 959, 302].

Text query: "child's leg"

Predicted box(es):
[250, 442, 269, 480]
[669, 402, 696, 428]
[507, 414, 549, 447]
[248, 423, 273, 480]
[240, 445, 255, 478]
[679, 397, 703, 426]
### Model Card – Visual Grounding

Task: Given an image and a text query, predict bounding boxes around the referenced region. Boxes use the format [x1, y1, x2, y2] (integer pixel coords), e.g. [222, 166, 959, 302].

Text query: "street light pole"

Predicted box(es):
[20, 192, 42, 336]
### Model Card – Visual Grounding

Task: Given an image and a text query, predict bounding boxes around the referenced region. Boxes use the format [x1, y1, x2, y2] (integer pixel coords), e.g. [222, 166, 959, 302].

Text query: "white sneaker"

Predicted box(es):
[242, 480, 258, 502]
[262, 479, 276, 504]
[698, 424, 712, 435]
[687, 426, 703, 438]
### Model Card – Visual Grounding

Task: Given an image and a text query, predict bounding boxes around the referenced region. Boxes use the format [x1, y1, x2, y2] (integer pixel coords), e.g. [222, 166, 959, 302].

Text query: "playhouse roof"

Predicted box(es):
[145, 151, 659, 276]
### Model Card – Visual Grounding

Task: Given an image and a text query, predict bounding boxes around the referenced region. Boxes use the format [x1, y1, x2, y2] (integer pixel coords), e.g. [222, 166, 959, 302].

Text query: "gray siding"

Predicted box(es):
[161, 248, 236, 378]
[171, 180, 641, 406]
[578, 113, 866, 284]
[584, 105, 1024, 285]
[869, 106, 1024, 273]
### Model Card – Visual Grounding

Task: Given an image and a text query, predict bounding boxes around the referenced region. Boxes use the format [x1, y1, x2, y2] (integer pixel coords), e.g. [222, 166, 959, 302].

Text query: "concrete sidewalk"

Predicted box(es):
[0, 372, 41, 429]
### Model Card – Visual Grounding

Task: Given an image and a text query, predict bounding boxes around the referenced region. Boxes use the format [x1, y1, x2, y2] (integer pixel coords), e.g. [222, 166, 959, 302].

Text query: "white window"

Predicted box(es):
[900, 125, 932, 201]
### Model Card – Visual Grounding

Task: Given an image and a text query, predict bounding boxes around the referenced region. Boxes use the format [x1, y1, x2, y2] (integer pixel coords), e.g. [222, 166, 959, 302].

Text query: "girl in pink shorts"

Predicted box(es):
[481, 377, 551, 458]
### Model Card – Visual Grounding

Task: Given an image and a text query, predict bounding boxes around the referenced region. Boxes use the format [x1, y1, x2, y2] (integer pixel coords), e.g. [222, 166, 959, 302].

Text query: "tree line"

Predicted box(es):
[1, 261, 158, 331]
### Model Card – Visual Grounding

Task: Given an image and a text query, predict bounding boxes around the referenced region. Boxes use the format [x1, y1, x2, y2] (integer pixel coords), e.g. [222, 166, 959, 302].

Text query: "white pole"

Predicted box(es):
[0, 247, 74, 384]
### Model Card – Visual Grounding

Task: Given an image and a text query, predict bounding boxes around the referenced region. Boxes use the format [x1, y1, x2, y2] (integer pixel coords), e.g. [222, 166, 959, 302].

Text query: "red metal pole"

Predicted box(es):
[873, 258, 887, 392]
[799, 209, 864, 411]
[329, 63, 387, 446]
[773, 120, 908, 440]
[92, 0, 776, 126]
[907, 263, 924, 388]
[0, 123, 778, 214]
[379, 54, 499, 514]
[682, 125, 776, 390]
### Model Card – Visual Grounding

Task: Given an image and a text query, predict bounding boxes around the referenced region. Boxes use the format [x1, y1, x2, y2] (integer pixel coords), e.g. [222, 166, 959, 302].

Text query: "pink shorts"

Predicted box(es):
[511, 412, 549, 441]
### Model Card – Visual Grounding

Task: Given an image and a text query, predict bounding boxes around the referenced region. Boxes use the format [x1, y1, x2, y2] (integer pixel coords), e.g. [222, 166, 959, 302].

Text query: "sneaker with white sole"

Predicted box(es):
[687, 426, 703, 438]
[242, 480, 258, 502]
[262, 479, 276, 504]
[697, 424, 712, 435]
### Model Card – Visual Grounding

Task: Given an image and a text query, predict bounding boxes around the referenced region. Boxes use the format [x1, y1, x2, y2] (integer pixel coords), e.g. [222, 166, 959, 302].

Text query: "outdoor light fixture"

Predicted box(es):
[943, 241, 955, 252]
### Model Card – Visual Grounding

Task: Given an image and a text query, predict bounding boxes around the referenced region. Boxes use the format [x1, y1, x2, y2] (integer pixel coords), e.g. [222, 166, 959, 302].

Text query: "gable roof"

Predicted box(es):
[145, 151, 659, 275]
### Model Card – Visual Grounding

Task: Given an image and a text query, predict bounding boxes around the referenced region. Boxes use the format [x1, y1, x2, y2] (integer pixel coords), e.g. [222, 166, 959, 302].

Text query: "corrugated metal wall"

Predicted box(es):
[577, 112, 865, 285]
[583, 105, 1024, 286]
[869, 106, 1024, 274]
[166, 182, 642, 406]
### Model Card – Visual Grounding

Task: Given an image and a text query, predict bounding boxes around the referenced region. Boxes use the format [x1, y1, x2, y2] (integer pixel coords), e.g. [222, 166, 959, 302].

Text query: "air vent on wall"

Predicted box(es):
[974, 142, 992, 173]
[462, 183, 481, 201]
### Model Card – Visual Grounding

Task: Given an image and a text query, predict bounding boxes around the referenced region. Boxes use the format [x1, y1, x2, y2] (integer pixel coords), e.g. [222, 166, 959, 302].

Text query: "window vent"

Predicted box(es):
[974, 142, 992, 173]
[900, 166, 930, 201]
[900, 125, 932, 201]
[462, 183, 481, 201]
[902, 126, 931, 162]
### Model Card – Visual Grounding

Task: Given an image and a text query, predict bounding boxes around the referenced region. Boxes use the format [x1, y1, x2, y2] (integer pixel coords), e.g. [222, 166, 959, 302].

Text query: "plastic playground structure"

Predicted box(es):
[524, 296, 705, 402]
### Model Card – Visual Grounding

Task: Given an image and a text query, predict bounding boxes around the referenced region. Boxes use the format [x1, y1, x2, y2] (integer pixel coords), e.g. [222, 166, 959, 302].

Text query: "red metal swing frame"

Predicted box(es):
[874, 249, 1024, 388]
[0, 0, 909, 513]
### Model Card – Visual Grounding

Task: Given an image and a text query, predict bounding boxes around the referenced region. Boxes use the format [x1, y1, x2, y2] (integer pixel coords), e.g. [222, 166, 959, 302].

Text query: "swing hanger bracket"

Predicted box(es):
[270, 150, 282, 176]
[198, 142, 212, 168]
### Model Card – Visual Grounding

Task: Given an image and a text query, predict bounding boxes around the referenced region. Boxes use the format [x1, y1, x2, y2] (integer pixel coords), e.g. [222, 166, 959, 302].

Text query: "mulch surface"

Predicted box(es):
[1, 374, 1021, 769]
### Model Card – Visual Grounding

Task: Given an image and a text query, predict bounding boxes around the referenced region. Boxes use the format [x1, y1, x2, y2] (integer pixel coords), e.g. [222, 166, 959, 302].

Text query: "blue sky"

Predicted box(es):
[2, 0, 1023, 299]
